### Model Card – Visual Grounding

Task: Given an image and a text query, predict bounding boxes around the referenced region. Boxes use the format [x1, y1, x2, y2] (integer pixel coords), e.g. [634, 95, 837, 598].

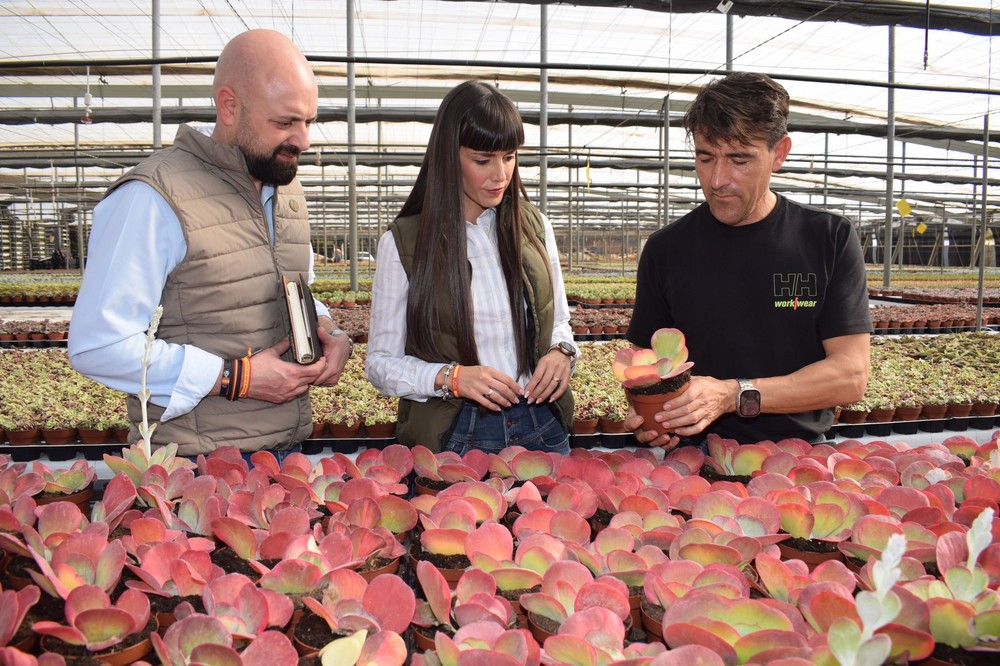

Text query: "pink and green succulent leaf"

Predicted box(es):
[518, 592, 569, 624]
[799, 584, 860, 633]
[779, 503, 815, 540]
[490, 566, 543, 592]
[551, 510, 593, 545]
[465, 521, 514, 564]
[150, 613, 233, 666]
[257, 559, 327, 595]
[374, 494, 418, 534]
[730, 445, 771, 476]
[574, 581, 631, 621]
[453, 593, 514, 629]
[559, 606, 627, 655]
[211, 516, 261, 561]
[0, 585, 41, 646]
[362, 574, 417, 635]
[661, 620, 739, 665]
[827, 618, 892, 666]
[416, 560, 456, 629]
[508, 451, 556, 481]
[734, 629, 809, 664]
[542, 634, 601, 666]
[877, 623, 935, 662]
[421, 528, 469, 557]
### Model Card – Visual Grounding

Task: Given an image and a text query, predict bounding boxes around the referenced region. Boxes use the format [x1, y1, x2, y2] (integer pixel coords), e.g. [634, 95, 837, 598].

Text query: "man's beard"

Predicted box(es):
[241, 143, 300, 186]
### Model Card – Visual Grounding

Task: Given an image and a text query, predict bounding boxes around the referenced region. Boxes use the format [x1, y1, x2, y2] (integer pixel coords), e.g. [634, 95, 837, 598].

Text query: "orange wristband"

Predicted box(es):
[451, 365, 462, 399]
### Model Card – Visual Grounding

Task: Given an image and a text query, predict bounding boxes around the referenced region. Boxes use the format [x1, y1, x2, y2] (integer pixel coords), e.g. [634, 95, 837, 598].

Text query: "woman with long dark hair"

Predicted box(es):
[366, 80, 576, 455]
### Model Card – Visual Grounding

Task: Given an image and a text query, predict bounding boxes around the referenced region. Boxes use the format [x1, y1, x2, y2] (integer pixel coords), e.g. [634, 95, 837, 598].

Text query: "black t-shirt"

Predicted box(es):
[627, 195, 872, 443]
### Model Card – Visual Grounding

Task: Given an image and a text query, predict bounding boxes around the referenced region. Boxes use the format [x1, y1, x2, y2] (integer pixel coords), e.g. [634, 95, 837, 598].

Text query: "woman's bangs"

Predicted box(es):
[460, 102, 524, 152]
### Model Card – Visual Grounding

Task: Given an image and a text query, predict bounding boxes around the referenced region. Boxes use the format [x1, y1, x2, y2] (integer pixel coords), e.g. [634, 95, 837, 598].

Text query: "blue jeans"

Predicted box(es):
[186, 443, 302, 467]
[443, 401, 570, 456]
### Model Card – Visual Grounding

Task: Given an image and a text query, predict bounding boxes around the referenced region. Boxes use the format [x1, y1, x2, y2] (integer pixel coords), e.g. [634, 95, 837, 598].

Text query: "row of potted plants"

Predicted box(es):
[1, 429, 998, 664]
[2, 334, 1000, 446]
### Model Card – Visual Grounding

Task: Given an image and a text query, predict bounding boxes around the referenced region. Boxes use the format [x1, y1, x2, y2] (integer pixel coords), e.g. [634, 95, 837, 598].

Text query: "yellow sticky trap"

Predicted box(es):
[896, 199, 912, 217]
[916, 222, 927, 235]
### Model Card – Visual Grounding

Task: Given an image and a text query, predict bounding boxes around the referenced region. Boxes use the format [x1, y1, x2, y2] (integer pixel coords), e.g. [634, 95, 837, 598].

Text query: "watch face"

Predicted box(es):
[558, 341, 576, 357]
[739, 389, 762, 418]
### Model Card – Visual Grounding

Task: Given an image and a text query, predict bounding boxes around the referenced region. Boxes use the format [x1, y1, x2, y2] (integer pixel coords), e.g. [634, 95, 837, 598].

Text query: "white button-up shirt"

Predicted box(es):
[366, 206, 576, 401]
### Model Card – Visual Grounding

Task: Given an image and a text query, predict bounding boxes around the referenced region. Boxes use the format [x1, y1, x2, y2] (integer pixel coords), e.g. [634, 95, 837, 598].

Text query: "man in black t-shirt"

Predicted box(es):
[625, 72, 872, 449]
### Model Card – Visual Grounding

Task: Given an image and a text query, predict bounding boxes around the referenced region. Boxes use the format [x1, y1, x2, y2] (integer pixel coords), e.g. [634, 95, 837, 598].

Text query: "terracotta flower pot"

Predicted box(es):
[78, 427, 113, 444]
[42, 427, 78, 445]
[626, 379, 690, 439]
[836, 409, 868, 424]
[36, 484, 94, 513]
[6, 427, 41, 446]
[866, 408, 896, 423]
[598, 417, 627, 434]
[326, 421, 361, 438]
[572, 417, 599, 435]
[363, 422, 396, 438]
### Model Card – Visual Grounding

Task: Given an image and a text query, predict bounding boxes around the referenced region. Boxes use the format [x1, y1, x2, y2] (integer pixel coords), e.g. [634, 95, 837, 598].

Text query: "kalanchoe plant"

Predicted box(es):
[26, 520, 126, 600]
[412, 446, 490, 484]
[150, 613, 298, 666]
[518, 560, 632, 628]
[173, 573, 294, 640]
[125, 540, 224, 599]
[0, 584, 40, 648]
[316, 629, 408, 666]
[411, 562, 518, 635]
[903, 507, 1000, 652]
[820, 533, 934, 666]
[32, 585, 151, 652]
[31, 460, 95, 495]
[301, 569, 415, 636]
[612, 327, 693, 390]
[412, 621, 540, 666]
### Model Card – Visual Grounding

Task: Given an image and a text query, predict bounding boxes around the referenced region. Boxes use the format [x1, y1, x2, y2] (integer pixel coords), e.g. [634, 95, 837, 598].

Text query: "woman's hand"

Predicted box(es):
[456, 366, 522, 412]
[524, 348, 572, 404]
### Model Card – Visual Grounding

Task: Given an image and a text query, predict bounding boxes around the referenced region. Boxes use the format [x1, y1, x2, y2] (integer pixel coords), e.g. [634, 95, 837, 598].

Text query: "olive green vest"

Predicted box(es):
[387, 199, 574, 451]
[107, 125, 314, 456]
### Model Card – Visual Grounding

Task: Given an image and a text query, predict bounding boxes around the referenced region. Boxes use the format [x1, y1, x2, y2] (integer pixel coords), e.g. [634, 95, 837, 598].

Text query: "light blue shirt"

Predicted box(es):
[366, 206, 575, 401]
[68, 180, 330, 421]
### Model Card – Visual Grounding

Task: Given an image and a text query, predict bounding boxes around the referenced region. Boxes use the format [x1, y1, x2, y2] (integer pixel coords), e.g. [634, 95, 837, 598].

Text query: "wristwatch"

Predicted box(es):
[736, 379, 761, 418]
[552, 341, 578, 359]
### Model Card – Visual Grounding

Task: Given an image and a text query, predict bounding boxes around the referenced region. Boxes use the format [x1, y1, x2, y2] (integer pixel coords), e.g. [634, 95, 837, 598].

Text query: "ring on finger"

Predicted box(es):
[551, 377, 560, 384]
[485, 388, 494, 399]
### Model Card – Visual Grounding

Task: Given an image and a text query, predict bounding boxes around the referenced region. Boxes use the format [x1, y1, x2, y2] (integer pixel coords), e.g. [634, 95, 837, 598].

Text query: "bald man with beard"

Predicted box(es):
[70, 30, 352, 461]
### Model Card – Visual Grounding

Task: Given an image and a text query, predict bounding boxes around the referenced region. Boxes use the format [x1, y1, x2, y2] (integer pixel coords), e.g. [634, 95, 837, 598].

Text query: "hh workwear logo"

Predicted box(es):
[773, 273, 818, 309]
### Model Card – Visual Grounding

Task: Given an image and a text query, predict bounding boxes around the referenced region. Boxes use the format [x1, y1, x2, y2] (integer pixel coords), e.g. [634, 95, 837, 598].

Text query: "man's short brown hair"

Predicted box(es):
[683, 72, 789, 149]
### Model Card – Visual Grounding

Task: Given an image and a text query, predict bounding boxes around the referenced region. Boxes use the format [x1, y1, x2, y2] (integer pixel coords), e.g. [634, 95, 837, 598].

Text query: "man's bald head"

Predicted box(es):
[211, 30, 318, 186]
[213, 30, 314, 105]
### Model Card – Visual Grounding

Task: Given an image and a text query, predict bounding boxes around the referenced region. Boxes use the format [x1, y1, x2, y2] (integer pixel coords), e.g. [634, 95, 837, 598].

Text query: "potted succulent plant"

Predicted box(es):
[612, 327, 694, 438]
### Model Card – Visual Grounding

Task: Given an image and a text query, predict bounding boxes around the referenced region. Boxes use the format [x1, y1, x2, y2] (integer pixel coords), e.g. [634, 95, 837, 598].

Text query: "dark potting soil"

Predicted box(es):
[627, 370, 691, 397]
[927, 643, 998, 666]
[496, 585, 539, 603]
[293, 611, 341, 652]
[40, 614, 157, 662]
[148, 593, 205, 615]
[414, 476, 452, 493]
[699, 466, 753, 486]
[783, 535, 840, 554]
[409, 541, 471, 570]
[210, 547, 263, 580]
[528, 610, 561, 635]
[358, 553, 396, 574]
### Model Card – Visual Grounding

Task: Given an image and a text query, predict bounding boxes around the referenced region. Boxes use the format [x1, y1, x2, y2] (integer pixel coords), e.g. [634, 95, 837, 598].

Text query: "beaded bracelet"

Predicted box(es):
[451, 364, 462, 399]
[219, 358, 233, 398]
[441, 362, 457, 399]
